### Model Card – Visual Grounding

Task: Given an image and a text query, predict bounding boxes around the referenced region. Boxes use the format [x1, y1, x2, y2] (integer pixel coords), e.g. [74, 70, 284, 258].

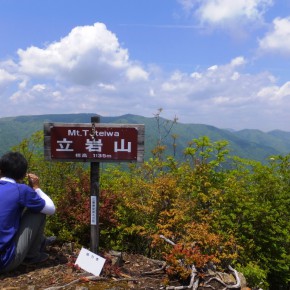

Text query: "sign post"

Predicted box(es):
[90, 115, 100, 253]
[44, 117, 145, 254]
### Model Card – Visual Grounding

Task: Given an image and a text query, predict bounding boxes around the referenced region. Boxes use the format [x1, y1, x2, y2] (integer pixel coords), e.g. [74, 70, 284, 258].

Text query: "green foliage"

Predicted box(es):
[237, 262, 269, 289]
[9, 130, 290, 289]
[216, 155, 290, 288]
[101, 137, 238, 269]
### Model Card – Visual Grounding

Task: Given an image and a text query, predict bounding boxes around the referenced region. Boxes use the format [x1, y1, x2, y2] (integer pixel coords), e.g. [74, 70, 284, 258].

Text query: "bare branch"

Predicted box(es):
[159, 234, 176, 246]
[166, 265, 199, 290]
[142, 262, 167, 275]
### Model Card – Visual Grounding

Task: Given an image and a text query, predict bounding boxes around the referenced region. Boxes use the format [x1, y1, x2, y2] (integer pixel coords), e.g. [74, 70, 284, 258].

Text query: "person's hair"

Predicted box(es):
[0, 152, 28, 180]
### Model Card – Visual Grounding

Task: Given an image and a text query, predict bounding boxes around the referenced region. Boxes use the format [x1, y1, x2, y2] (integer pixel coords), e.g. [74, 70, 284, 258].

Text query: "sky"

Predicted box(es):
[0, 0, 290, 132]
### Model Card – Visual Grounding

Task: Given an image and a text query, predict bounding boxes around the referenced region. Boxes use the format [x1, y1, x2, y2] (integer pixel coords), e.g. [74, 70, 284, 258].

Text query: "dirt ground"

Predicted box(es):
[0, 243, 171, 290]
[0, 243, 247, 290]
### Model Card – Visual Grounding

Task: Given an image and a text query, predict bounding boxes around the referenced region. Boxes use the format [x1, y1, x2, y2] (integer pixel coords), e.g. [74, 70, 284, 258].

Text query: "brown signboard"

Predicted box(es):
[44, 123, 144, 162]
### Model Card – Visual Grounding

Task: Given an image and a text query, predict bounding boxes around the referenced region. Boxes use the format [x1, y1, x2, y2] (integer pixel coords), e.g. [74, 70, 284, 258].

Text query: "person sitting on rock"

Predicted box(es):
[0, 152, 56, 272]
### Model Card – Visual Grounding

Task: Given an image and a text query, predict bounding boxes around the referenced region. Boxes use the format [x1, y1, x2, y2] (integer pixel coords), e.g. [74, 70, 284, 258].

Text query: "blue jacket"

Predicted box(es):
[0, 181, 45, 269]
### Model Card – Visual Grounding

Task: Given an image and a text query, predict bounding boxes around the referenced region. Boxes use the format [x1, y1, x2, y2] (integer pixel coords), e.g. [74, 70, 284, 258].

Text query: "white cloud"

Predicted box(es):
[98, 83, 116, 91]
[178, 0, 273, 27]
[257, 82, 290, 102]
[17, 23, 147, 85]
[207, 65, 218, 71]
[0, 64, 19, 96]
[212, 96, 230, 104]
[231, 72, 240, 80]
[258, 17, 290, 55]
[10, 83, 48, 102]
[0, 61, 19, 90]
[178, 0, 195, 11]
[126, 65, 148, 81]
[190, 72, 202, 79]
[230, 56, 246, 66]
[200, 0, 271, 23]
[2, 50, 289, 130]
[51, 91, 64, 101]
[0, 22, 290, 131]
[155, 56, 277, 119]
[32, 84, 46, 92]
[0, 69, 16, 85]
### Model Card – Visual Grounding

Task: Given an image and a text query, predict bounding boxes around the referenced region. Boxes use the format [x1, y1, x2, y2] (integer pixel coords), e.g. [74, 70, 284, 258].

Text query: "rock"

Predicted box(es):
[239, 272, 248, 288]
[108, 250, 123, 267]
[201, 268, 248, 290]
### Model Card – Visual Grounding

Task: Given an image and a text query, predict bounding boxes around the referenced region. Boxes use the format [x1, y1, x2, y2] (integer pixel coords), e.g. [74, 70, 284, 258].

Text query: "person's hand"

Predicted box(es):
[27, 173, 40, 190]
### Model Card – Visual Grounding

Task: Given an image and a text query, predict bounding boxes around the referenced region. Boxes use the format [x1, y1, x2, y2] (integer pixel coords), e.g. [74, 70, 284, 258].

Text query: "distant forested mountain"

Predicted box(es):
[0, 113, 289, 162]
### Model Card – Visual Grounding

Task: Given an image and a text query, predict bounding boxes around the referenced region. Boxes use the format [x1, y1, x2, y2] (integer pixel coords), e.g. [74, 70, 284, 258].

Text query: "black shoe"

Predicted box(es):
[22, 252, 49, 265]
[40, 236, 57, 252]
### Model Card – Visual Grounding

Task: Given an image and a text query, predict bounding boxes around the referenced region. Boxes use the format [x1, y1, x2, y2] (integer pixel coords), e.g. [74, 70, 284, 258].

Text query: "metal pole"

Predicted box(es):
[90, 115, 100, 253]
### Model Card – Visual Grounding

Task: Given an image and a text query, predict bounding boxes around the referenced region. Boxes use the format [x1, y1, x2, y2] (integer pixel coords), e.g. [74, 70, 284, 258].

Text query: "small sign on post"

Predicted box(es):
[44, 119, 145, 254]
[91, 196, 97, 225]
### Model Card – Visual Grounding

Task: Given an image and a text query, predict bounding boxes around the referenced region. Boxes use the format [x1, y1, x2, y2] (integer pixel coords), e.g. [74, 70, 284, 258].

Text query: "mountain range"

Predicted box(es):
[0, 113, 289, 162]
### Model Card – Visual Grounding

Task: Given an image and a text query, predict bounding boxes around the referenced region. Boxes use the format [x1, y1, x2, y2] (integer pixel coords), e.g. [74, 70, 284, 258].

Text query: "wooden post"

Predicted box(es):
[90, 115, 100, 253]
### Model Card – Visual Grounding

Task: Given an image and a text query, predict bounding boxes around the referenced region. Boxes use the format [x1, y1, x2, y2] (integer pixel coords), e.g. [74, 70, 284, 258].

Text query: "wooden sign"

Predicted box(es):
[44, 123, 145, 162]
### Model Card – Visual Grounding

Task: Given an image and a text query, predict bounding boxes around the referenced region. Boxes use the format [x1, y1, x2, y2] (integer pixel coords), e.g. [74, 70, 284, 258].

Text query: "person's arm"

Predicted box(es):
[27, 173, 56, 215]
[35, 188, 56, 215]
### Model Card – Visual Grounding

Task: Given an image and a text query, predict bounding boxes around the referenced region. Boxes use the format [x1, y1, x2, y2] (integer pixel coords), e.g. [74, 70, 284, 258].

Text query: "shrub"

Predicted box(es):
[237, 262, 269, 290]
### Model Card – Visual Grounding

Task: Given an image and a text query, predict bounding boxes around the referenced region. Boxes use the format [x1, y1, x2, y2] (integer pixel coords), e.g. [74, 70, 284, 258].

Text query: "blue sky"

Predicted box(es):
[0, 0, 290, 131]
